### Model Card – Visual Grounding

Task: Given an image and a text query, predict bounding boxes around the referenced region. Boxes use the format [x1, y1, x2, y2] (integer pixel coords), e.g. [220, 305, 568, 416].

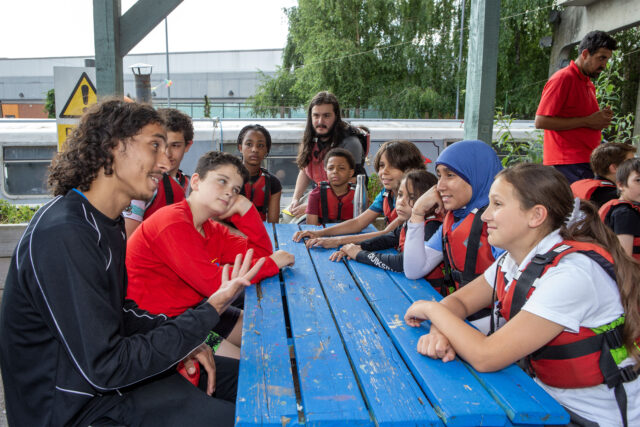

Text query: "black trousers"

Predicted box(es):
[86, 355, 238, 427]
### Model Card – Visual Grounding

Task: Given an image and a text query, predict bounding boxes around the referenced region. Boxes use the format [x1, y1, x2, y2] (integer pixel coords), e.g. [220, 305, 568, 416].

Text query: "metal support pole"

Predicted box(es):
[455, 0, 466, 120]
[165, 18, 171, 108]
[463, 0, 501, 144]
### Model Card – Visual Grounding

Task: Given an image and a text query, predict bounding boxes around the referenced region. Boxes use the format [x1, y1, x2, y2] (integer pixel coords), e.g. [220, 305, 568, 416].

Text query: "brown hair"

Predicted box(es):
[497, 163, 640, 364]
[402, 169, 437, 204]
[48, 98, 163, 196]
[590, 142, 636, 177]
[194, 151, 249, 183]
[373, 140, 425, 173]
[296, 91, 349, 168]
[616, 157, 640, 187]
[157, 108, 194, 142]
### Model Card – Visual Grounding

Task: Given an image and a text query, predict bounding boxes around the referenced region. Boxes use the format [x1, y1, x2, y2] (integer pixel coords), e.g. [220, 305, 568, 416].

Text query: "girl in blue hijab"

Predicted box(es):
[403, 140, 504, 333]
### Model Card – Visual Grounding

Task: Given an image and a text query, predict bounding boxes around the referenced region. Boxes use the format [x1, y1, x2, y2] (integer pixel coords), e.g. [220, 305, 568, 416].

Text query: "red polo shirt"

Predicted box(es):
[537, 60, 601, 165]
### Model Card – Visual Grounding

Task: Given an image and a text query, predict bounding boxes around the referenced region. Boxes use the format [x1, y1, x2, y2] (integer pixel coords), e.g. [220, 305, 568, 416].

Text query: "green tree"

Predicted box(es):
[251, 0, 462, 119]
[495, 0, 555, 118]
[44, 88, 56, 118]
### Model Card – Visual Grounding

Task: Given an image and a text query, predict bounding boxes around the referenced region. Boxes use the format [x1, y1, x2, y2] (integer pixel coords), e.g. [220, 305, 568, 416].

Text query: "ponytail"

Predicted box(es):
[498, 163, 640, 364]
[562, 200, 640, 363]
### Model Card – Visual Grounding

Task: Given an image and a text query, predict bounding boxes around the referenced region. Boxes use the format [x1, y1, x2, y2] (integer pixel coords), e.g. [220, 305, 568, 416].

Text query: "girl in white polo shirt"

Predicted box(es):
[405, 163, 639, 427]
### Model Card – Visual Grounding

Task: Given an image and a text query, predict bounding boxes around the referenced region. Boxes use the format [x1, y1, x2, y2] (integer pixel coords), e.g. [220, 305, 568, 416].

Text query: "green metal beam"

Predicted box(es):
[463, 0, 501, 144]
[93, 0, 182, 98]
[119, 0, 182, 57]
[94, 0, 123, 97]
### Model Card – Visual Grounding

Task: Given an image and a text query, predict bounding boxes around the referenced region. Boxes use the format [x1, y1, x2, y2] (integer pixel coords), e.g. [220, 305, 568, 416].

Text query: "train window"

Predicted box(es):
[266, 157, 299, 190]
[3, 146, 57, 196]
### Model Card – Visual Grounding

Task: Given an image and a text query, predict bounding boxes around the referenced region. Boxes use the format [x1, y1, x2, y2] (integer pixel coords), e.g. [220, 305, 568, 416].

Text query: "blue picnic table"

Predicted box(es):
[235, 223, 570, 426]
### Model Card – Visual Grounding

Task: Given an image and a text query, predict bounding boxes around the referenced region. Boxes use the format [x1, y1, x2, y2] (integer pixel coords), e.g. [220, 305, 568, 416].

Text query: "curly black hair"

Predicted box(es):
[157, 108, 194, 142]
[195, 151, 250, 184]
[237, 124, 272, 152]
[48, 99, 163, 196]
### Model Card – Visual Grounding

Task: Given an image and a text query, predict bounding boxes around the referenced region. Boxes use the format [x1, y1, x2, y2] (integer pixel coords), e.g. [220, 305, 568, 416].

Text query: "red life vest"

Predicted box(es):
[571, 178, 616, 200]
[442, 207, 494, 292]
[242, 168, 272, 221]
[382, 191, 397, 224]
[317, 182, 355, 225]
[494, 241, 638, 408]
[599, 199, 640, 261]
[144, 171, 189, 219]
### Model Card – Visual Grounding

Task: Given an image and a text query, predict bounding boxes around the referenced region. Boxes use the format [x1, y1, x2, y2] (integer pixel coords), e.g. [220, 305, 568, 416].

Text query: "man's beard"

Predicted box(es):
[314, 123, 336, 141]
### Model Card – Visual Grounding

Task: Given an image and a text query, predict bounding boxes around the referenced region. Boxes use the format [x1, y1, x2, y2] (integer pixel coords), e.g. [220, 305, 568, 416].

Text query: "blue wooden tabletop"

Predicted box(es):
[235, 223, 569, 426]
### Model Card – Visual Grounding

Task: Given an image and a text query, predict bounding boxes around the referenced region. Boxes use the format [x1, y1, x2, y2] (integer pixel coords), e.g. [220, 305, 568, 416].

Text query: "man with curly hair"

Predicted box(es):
[123, 107, 194, 237]
[0, 99, 262, 426]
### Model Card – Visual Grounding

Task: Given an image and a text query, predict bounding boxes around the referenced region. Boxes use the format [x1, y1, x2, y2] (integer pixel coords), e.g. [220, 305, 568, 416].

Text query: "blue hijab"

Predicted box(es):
[435, 140, 502, 219]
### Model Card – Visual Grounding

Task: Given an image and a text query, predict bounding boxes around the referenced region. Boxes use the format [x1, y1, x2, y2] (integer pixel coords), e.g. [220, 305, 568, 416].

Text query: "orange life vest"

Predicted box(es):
[571, 178, 616, 201]
[441, 207, 494, 291]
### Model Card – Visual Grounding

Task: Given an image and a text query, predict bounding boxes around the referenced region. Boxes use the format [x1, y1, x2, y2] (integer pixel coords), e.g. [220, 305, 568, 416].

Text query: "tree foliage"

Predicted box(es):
[253, 1, 639, 122]
[251, 0, 463, 119]
[44, 89, 56, 118]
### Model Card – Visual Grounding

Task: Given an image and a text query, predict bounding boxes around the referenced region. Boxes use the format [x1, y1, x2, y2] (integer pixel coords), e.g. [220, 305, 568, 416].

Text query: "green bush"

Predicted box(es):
[0, 200, 39, 224]
[366, 173, 383, 207]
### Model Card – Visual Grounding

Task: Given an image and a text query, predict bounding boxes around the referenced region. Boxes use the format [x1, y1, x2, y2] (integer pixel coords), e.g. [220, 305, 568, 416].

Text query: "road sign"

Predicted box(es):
[59, 73, 97, 118]
[54, 67, 97, 151]
[56, 124, 76, 151]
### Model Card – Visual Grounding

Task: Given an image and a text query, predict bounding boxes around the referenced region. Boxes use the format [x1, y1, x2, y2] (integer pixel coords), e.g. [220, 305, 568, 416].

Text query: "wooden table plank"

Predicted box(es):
[236, 223, 300, 426]
[346, 259, 506, 426]
[387, 272, 569, 426]
[302, 225, 442, 426]
[276, 224, 372, 426]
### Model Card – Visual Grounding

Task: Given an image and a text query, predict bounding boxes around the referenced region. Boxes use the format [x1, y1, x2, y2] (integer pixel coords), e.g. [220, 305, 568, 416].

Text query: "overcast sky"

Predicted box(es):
[0, 0, 296, 58]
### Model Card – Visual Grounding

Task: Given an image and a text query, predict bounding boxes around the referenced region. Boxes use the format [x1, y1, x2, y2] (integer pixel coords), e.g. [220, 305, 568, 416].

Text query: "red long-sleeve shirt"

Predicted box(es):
[126, 199, 278, 317]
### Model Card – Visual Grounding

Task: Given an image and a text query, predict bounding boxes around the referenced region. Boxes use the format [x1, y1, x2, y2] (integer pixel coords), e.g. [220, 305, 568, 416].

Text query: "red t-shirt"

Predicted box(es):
[126, 199, 278, 317]
[536, 60, 601, 165]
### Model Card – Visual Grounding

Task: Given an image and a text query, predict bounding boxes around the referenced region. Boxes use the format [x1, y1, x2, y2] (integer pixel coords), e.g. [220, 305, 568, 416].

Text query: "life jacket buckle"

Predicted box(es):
[619, 365, 639, 383]
[603, 326, 624, 349]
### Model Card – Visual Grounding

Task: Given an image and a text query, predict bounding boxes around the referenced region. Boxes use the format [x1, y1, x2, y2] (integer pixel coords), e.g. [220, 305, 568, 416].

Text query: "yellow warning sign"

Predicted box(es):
[57, 124, 76, 151]
[59, 72, 97, 118]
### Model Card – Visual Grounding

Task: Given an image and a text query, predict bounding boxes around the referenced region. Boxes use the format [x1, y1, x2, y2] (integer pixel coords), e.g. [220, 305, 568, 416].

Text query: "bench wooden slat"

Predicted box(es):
[346, 259, 507, 426]
[301, 225, 442, 426]
[386, 272, 569, 425]
[236, 223, 299, 426]
[276, 224, 372, 426]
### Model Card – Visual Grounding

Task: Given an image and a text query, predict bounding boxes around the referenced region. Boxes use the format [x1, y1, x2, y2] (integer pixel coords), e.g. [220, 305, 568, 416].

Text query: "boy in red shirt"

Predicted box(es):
[306, 148, 356, 225]
[126, 151, 294, 357]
